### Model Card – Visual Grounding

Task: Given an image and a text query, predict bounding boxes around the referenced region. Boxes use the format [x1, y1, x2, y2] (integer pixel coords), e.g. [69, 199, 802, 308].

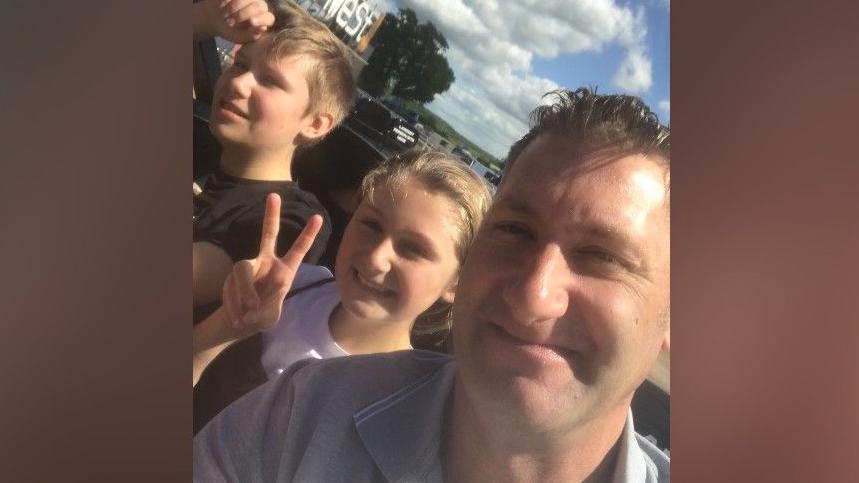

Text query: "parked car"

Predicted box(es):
[345, 90, 419, 154]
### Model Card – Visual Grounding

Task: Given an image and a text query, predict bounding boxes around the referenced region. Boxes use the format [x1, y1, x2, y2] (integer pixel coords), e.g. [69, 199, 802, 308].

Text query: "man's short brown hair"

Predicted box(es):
[268, 1, 356, 133]
[505, 88, 670, 175]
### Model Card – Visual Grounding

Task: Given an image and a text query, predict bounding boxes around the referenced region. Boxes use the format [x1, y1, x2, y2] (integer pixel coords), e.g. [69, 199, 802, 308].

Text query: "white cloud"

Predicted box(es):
[612, 47, 653, 92]
[390, 0, 655, 158]
[658, 99, 670, 116]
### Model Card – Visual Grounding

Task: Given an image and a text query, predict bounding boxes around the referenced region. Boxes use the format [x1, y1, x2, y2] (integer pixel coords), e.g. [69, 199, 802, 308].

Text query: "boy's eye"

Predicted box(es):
[229, 60, 248, 72]
[259, 75, 280, 87]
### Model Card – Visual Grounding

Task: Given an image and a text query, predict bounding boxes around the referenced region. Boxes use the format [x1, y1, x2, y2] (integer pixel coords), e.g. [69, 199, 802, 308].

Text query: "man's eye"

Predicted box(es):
[579, 247, 621, 265]
[492, 222, 532, 240]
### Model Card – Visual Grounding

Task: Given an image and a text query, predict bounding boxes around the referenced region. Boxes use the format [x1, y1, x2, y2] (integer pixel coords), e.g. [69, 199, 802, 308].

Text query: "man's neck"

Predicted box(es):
[443, 380, 629, 483]
[219, 147, 294, 181]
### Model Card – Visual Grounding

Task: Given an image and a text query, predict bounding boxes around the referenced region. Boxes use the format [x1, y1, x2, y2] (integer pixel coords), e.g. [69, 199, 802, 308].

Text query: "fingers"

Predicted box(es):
[222, 0, 274, 31]
[258, 193, 282, 256]
[247, 13, 275, 40]
[221, 274, 241, 325]
[232, 259, 260, 317]
[279, 214, 324, 271]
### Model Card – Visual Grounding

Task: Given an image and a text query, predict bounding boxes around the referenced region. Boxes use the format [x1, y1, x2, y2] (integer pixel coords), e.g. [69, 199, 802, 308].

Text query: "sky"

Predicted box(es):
[380, 0, 670, 159]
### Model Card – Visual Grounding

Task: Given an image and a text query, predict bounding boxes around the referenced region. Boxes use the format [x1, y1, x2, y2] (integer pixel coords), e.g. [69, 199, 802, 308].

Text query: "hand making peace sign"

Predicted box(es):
[220, 193, 323, 339]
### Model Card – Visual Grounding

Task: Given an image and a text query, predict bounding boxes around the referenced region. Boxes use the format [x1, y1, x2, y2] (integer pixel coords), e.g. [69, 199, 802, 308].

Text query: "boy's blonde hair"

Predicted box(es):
[360, 149, 494, 346]
[268, 1, 356, 138]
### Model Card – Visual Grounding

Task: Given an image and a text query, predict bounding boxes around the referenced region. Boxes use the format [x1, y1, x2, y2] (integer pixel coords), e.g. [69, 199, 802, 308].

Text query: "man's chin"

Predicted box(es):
[468, 369, 591, 433]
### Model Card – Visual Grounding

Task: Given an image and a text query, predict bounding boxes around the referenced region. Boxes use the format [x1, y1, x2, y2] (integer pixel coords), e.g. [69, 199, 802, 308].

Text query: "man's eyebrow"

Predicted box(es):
[572, 222, 629, 243]
[570, 221, 645, 264]
[492, 196, 536, 216]
[497, 196, 640, 250]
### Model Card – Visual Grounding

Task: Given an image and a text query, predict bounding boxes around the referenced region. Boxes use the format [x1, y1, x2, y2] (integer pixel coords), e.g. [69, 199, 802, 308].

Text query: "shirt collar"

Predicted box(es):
[354, 363, 652, 483]
[610, 410, 651, 482]
[353, 360, 456, 482]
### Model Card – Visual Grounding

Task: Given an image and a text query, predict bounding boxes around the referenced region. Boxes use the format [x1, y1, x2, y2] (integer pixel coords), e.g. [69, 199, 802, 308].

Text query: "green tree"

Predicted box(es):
[359, 9, 455, 103]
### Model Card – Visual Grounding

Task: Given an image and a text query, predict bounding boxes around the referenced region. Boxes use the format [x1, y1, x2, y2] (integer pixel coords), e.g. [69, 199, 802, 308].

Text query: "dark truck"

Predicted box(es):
[344, 89, 420, 155]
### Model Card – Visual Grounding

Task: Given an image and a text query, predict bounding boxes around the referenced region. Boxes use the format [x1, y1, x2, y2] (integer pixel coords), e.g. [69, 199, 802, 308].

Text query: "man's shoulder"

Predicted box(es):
[288, 350, 454, 401]
[195, 351, 454, 481]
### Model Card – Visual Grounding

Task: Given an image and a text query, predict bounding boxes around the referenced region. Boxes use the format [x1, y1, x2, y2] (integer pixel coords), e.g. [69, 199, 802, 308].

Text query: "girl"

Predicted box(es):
[192, 150, 492, 387]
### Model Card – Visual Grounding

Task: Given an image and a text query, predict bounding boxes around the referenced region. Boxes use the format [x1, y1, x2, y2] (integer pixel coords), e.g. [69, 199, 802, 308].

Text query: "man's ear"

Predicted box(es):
[661, 324, 670, 352]
[299, 112, 335, 141]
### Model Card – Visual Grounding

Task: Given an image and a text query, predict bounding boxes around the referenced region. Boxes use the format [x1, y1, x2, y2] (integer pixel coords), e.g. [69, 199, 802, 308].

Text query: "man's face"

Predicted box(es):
[209, 34, 316, 153]
[452, 134, 670, 433]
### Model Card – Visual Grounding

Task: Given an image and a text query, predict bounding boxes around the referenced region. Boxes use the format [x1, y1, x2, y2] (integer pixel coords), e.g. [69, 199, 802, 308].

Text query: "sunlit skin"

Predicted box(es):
[448, 134, 670, 481]
[331, 179, 461, 354]
[209, 33, 327, 180]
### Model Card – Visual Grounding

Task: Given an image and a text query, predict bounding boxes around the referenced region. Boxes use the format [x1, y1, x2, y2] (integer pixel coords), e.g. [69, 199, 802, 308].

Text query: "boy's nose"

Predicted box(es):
[228, 70, 254, 98]
[501, 244, 570, 325]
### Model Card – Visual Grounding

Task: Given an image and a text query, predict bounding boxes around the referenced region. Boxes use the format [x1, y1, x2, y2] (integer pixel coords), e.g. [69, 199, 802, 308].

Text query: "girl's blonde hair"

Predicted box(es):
[360, 149, 493, 348]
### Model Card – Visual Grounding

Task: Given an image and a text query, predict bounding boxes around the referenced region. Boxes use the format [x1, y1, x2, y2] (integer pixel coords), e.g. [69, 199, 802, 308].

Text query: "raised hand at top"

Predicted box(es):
[194, 0, 276, 44]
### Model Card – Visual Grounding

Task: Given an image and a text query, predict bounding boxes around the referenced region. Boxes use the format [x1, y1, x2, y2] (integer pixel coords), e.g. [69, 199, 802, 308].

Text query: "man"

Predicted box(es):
[194, 88, 671, 482]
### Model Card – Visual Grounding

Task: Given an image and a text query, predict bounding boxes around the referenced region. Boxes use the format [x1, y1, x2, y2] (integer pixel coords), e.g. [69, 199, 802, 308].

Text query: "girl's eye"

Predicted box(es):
[398, 241, 427, 259]
[360, 219, 382, 232]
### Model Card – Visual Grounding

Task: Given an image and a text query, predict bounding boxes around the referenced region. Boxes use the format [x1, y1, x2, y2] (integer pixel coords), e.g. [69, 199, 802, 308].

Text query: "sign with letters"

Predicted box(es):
[305, 0, 384, 45]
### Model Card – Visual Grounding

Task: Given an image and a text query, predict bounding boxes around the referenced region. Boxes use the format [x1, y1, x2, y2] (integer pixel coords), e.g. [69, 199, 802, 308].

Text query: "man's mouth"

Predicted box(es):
[352, 268, 397, 298]
[488, 322, 573, 364]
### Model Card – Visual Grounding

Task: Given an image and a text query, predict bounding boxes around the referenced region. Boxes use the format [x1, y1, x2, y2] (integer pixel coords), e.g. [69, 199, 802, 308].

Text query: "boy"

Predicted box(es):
[192, 0, 356, 312]
[191, 0, 355, 429]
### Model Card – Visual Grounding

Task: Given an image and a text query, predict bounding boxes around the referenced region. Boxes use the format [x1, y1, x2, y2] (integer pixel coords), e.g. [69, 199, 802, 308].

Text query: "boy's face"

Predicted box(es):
[209, 34, 317, 154]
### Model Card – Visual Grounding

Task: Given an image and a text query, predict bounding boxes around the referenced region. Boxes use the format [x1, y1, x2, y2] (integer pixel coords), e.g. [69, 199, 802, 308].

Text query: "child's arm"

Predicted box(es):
[193, 0, 275, 43]
[193, 242, 235, 308]
[193, 193, 323, 386]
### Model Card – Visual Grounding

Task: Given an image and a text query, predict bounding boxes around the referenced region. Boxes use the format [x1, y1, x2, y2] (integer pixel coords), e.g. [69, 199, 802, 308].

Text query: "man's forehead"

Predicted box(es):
[497, 136, 669, 235]
[503, 135, 668, 191]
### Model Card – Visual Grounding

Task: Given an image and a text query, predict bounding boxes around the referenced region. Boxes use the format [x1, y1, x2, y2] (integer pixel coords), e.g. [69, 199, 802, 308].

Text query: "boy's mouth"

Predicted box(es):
[351, 268, 397, 298]
[219, 100, 248, 119]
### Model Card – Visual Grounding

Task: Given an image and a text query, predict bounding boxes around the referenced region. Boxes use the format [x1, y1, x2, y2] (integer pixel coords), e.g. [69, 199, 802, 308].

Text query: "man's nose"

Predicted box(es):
[502, 244, 570, 324]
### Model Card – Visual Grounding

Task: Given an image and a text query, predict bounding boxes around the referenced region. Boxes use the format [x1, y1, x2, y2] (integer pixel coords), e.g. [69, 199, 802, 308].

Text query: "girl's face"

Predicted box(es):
[334, 179, 461, 327]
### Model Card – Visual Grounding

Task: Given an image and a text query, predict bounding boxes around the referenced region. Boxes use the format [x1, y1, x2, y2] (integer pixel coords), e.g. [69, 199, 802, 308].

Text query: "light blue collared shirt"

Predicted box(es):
[195, 351, 669, 482]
